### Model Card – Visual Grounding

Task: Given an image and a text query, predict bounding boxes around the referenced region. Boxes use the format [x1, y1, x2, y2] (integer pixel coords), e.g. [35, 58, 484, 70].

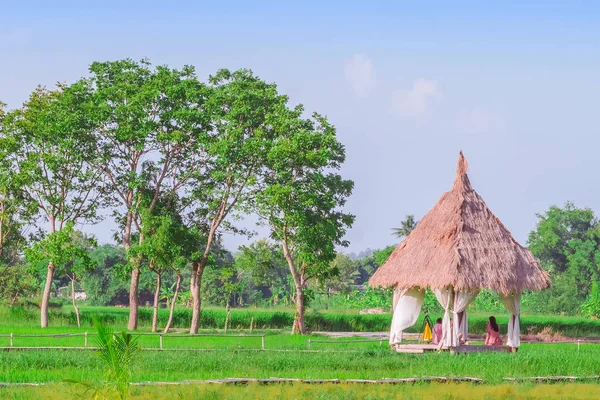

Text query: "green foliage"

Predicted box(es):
[468, 290, 506, 314]
[64, 319, 141, 400]
[255, 105, 355, 333]
[373, 246, 395, 269]
[421, 290, 443, 314]
[0, 104, 30, 269]
[341, 288, 393, 311]
[0, 264, 36, 304]
[82, 245, 130, 306]
[325, 253, 361, 294]
[94, 322, 141, 399]
[258, 109, 355, 281]
[186, 68, 292, 239]
[581, 282, 600, 319]
[25, 222, 97, 279]
[6, 83, 104, 228]
[527, 202, 600, 315]
[235, 239, 293, 305]
[391, 214, 417, 239]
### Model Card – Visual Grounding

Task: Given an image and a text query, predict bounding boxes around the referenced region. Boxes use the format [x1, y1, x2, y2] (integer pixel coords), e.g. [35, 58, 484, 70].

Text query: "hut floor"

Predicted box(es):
[452, 344, 513, 354]
[395, 344, 439, 353]
[394, 344, 513, 354]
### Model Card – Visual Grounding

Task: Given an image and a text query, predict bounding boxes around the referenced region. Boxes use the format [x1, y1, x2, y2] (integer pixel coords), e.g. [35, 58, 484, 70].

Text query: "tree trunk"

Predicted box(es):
[70, 275, 81, 328]
[164, 271, 181, 333]
[152, 271, 161, 333]
[190, 261, 206, 334]
[128, 266, 140, 330]
[292, 287, 306, 334]
[40, 262, 55, 328]
[281, 235, 306, 335]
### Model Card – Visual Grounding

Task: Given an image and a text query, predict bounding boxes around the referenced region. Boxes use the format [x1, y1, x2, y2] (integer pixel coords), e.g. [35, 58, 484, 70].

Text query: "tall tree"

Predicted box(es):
[66, 229, 97, 327]
[88, 59, 209, 330]
[392, 214, 417, 239]
[0, 101, 31, 265]
[5, 84, 103, 327]
[185, 69, 289, 333]
[130, 187, 191, 332]
[0, 105, 32, 304]
[257, 109, 354, 334]
[25, 223, 96, 327]
[527, 202, 600, 314]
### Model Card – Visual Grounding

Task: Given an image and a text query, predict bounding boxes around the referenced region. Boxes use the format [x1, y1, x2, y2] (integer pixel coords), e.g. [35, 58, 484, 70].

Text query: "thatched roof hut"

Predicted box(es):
[370, 151, 550, 294]
[370, 152, 550, 350]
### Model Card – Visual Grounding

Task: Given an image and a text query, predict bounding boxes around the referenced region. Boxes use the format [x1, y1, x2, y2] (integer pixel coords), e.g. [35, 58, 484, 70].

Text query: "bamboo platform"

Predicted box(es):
[394, 344, 513, 354]
[395, 344, 439, 353]
[452, 345, 513, 354]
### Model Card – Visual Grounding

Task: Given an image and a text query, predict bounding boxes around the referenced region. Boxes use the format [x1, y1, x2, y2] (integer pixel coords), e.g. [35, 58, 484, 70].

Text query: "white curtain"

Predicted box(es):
[434, 288, 453, 349]
[389, 288, 424, 345]
[501, 291, 521, 348]
[392, 286, 402, 312]
[452, 290, 479, 347]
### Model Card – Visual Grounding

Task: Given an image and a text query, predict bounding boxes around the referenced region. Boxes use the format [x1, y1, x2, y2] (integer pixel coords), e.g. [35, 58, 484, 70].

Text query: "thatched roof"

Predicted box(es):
[369, 152, 550, 295]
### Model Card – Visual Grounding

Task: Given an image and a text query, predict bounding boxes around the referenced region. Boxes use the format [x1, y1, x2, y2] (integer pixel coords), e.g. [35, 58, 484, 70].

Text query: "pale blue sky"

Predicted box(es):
[1, 1, 599, 252]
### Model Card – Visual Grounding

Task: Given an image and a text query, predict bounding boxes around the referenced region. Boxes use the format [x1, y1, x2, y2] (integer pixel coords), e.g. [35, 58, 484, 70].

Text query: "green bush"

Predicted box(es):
[581, 282, 600, 319]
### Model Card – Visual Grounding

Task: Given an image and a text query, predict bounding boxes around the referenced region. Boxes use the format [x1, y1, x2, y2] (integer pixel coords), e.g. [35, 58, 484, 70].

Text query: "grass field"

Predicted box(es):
[1, 342, 598, 383]
[3, 383, 600, 400]
[2, 305, 600, 399]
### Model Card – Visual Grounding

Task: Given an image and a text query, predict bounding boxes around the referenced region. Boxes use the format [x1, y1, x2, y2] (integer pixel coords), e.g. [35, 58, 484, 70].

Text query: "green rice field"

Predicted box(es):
[2, 305, 600, 399]
[4, 304, 600, 337]
[1, 342, 598, 383]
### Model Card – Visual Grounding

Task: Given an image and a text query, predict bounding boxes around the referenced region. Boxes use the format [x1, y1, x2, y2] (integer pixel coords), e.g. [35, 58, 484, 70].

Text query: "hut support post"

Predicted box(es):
[392, 286, 402, 312]
[433, 287, 454, 349]
[452, 290, 479, 346]
[501, 291, 522, 349]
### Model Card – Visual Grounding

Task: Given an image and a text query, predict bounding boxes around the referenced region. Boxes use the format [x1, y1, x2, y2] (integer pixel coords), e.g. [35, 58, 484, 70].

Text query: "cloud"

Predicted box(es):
[344, 54, 376, 97]
[457, 106, 505, 135]
[391, 79, 442, 118]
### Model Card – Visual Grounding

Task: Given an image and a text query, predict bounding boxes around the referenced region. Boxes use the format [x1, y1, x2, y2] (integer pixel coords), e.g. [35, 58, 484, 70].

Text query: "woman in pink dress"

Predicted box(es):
[485, 316, 503, 346]
[432, 318, 443, 345]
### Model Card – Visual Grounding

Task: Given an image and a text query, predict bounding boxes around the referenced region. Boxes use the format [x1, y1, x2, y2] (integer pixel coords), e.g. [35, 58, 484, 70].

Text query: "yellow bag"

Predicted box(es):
[422, 320, 433, 342]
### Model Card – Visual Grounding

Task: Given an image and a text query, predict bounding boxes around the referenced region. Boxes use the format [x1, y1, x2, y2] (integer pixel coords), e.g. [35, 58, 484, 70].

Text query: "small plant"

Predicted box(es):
[64, 318, 140, 399]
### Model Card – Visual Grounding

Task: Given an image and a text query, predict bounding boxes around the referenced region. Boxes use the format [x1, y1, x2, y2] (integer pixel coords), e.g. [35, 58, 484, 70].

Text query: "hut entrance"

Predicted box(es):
[369, 152, 550, 353]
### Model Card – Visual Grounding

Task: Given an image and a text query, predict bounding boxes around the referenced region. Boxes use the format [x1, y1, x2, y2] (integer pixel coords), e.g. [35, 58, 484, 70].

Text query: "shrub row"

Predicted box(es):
[5, 306, 600, 337]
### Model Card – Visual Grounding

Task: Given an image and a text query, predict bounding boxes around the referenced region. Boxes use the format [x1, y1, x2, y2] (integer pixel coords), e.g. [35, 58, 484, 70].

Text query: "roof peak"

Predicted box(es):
[453, 151, 472, 192]
[456, 151, 468, 177]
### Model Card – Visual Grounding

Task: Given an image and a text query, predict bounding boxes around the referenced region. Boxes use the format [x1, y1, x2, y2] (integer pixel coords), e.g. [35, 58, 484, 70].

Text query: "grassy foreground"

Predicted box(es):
[2, 383, 600, 400]
[1, 343, 598, 384]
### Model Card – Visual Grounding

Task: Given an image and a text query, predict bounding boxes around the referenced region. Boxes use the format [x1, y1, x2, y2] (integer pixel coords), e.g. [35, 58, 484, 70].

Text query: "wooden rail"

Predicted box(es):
[0, 332, 266, 350]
